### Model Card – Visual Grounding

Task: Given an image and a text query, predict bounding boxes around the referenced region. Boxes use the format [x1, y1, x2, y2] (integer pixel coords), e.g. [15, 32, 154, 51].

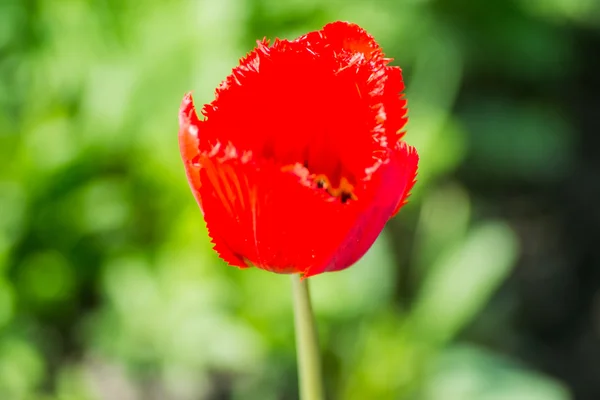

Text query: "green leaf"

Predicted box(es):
[408, 222, 518, 345]
[420, 345, 571, 400]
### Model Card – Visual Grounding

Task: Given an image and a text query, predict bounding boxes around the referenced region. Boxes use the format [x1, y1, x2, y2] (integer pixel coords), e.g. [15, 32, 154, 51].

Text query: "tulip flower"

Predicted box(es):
[178, 21, 418, 400]
[179, 21, 418, 278]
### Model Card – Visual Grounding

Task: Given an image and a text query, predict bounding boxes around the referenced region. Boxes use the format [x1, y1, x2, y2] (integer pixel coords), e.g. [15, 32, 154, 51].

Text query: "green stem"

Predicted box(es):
[292, 274, 324, 400]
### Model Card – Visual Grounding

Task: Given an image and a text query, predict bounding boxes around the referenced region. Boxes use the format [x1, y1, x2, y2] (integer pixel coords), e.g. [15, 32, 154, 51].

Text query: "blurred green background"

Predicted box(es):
[2, 0, 600, 399]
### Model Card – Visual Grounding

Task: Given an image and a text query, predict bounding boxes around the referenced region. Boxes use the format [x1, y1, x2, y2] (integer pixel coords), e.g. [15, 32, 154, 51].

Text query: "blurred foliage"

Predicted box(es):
[2, 0, 599, 399]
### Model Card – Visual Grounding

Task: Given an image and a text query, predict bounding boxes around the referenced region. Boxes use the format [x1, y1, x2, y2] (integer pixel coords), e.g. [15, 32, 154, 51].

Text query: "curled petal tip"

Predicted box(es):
[179, 92, 197, 125]
[178, 93, 205, 211]
[391, 142, 419, 215]
[178, 93, 202, 161]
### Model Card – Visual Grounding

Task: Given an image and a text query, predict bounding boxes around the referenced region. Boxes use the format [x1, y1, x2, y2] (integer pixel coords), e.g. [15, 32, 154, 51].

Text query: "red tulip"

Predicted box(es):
[179, 21, 418, 278]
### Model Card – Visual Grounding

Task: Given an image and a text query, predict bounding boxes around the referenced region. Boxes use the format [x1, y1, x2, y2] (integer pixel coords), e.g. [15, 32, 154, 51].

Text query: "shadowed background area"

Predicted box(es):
[1, 0, 599, 399]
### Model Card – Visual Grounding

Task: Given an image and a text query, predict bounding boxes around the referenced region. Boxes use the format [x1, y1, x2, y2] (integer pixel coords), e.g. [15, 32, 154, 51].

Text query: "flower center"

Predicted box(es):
[262, 134, 364, 203]
[314, 174, 357, 204]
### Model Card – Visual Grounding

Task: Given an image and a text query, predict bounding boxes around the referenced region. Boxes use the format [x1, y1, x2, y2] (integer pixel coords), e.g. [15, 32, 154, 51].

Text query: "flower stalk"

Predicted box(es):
[292, 274, 324, 400]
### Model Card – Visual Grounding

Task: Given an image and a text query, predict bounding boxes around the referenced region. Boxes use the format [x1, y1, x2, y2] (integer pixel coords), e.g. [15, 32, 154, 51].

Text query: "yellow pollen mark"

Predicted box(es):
[314, 174, 357, 203]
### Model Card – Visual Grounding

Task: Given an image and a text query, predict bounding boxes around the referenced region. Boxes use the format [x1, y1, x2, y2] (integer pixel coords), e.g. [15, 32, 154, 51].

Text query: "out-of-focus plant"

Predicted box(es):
[0, 0, 584, 398]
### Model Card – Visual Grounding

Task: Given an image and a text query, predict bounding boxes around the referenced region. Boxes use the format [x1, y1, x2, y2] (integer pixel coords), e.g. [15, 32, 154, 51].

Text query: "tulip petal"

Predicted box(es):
[196, 142, 417, 276]
[303, 142, 419, 277]
[197, 156, 358, 273]
[178, 93, 204, 211]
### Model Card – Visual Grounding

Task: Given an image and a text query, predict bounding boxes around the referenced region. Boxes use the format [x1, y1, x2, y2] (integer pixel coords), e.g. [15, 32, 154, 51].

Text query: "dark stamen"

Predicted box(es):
[340, 191, 353, 204]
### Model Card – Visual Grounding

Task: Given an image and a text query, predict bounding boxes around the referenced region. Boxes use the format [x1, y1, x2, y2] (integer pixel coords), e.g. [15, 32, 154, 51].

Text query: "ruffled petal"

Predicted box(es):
[391, 142, 419, 216]
[195, 22, 408, 185]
